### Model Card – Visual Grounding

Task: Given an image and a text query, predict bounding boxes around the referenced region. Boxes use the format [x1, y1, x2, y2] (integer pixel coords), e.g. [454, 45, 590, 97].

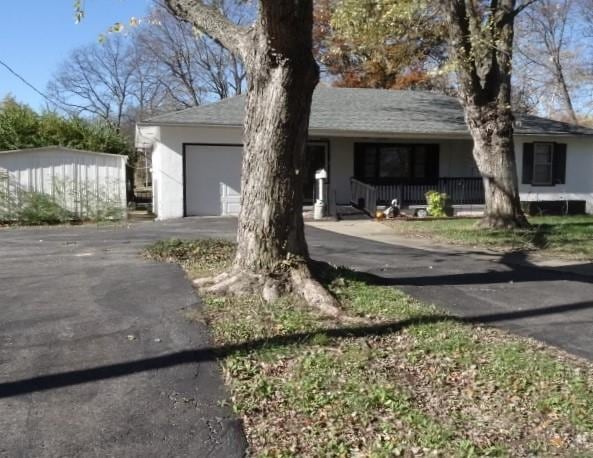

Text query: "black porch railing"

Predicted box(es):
[351, 177, 485, 215]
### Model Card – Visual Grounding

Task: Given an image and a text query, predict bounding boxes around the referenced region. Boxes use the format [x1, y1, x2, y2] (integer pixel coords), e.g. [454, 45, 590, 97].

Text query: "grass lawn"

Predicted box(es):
[146, 239, 593, 457]
[383, 215, 593, 260]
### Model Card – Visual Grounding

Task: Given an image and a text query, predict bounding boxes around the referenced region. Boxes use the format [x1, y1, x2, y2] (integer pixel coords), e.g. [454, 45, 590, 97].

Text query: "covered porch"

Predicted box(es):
[350, 177, 485, 215]
[304, 136, 486, 216]
[324, 138, 485, 215]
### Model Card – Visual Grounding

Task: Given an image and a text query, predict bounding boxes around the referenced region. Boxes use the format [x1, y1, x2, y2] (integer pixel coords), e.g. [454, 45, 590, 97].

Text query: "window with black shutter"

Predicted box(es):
[522, 142, 567, 186]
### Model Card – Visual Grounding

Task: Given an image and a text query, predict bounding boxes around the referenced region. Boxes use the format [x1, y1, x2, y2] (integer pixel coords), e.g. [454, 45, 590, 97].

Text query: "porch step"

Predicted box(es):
[127, 210, 156, 221]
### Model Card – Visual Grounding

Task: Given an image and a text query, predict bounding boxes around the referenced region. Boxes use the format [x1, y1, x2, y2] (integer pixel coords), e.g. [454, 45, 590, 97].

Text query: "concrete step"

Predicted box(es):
[127, 210, 155, 221]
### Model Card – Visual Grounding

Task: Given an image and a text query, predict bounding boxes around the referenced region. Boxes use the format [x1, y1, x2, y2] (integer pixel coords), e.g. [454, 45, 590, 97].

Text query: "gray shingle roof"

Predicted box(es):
[143, 87, 593, 136]
[0, 146, 127, 158]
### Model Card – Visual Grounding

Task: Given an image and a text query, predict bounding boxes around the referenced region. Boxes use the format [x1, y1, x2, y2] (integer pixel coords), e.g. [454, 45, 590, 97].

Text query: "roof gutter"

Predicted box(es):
[136, 121, 593, 139]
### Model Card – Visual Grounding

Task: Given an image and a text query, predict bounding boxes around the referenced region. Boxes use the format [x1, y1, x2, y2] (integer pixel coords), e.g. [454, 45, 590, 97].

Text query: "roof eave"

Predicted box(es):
[137, 121, 244, 128]
[515, 131, 593, 137]
[308, 128, 472, 139]
[138, 121, 472, 138]
[138, 120, 593, 138]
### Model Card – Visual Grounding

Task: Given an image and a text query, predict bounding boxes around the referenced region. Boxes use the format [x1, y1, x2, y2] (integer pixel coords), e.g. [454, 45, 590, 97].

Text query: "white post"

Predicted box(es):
[318, 177, 324, 202]
[313, 168, 327, 220]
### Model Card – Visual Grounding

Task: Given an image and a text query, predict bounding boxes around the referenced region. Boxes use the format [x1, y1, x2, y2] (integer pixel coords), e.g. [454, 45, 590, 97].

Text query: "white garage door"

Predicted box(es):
[185, 144, 242, 216]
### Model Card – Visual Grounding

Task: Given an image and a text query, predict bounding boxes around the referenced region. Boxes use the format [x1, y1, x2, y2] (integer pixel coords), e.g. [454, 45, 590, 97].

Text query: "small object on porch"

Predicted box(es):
[375, 210, 386, 220]
[383, 199, 400, 219]
[416, 208, 429, 218]
[313, 168, 328, 220]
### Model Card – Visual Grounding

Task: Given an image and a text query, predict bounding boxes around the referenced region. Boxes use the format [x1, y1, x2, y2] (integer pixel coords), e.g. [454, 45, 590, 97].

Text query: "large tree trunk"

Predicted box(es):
[191, 0, 343, 316]
[442, 0, 530, 229]
[465, 105, 528, 228]
[234, 14, 318, 274]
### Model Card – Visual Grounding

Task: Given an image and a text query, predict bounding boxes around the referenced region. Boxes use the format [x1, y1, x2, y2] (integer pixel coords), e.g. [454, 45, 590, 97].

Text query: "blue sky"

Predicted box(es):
[0, 0, 153, 110]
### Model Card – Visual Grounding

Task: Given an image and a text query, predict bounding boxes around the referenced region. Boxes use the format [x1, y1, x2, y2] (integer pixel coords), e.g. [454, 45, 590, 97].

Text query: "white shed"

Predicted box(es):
[0, 146, 127, 220]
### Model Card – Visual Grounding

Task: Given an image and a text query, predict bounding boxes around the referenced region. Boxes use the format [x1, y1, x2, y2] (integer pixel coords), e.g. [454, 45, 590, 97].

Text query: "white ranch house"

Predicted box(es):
[136, 87, 593, 220]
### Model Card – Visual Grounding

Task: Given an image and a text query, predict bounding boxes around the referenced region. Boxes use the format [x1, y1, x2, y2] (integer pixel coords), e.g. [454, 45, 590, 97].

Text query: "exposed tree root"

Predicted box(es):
[194, 271, 259, 296]
[192, 271, 230, 288]
[289, 266, 346, 320]
[193, 263, 364, 323]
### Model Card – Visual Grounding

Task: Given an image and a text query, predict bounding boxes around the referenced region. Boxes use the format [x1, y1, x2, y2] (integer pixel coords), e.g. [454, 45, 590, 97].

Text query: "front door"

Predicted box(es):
[303, 142, 329, 204]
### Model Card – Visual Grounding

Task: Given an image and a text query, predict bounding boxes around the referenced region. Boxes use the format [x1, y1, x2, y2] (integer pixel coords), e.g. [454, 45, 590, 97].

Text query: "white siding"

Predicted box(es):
[152, 129, 477, 216]
[151, 126, 243, 219]
[516, 136, 593, 213]
[149, 124, 593, 219]
[0, 148, 127, 218]
[135, 125, 159, 148]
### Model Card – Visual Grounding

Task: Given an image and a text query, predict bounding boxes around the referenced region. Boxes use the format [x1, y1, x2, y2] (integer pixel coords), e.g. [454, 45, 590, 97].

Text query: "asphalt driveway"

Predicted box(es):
[1, 217, 593, 456]
[0, 219, 243, 457]
[306, 223, 593, 361]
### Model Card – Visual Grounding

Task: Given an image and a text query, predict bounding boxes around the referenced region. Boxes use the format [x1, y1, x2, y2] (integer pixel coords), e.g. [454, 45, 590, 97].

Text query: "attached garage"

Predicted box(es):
[184, 144, 242, 216]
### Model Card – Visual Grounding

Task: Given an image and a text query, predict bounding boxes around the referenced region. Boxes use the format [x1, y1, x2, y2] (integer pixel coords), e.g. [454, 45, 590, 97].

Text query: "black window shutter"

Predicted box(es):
[553, 143, 567, 185]
[522, 143, 534, 184]
[425, 144, 440, 183]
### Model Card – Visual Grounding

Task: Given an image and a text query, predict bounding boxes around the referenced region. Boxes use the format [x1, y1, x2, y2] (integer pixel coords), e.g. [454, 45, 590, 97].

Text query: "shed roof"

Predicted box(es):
[142, 87, 593, 137]
[0, 146, 128, 159]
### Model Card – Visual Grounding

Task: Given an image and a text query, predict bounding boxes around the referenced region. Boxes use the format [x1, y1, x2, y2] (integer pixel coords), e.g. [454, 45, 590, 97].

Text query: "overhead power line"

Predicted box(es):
[0, 58, 60, 108]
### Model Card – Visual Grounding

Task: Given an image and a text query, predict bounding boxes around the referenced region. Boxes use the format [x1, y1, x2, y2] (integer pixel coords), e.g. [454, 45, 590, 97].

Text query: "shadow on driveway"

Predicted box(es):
[3, 297, 593, 399]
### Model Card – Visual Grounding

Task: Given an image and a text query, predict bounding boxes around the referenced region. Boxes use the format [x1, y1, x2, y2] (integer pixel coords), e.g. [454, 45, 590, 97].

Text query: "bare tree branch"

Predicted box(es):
[163, 0, 251, 58]
[513, 0, 542, 17]
[134, 4, 246, 106]
[47, 37, 136, 128]
[514, 0, 581, 123]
